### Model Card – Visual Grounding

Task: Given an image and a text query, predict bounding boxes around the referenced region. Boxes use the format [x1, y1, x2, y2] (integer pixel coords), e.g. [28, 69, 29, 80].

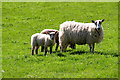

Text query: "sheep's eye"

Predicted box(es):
[99, 21, 102, 24]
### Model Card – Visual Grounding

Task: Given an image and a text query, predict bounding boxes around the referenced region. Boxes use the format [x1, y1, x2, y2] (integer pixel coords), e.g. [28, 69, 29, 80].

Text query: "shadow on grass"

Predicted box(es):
[69, 50, 119, 57]
[53, 51, 66, 57]
[53, 50, 72, 53]
[95, 51, 119, 57]
[36, 51, 67, 57]
[70, 51, 88, 55]
[57, 53, 66, 57]
[36, 50, 119, 57]
[37, 54, 44, 56]
[52, 50, 72, 57]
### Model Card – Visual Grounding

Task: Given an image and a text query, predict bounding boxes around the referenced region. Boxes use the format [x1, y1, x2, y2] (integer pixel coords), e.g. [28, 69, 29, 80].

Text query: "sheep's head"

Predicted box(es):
[49, 32, 56, 40]
[92, 19, 105, 30]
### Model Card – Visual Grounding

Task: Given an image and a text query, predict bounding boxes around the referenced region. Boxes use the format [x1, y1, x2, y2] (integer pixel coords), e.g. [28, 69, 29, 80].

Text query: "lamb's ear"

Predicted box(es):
[46, 32, 49, 34]
[102, 19, 105, 22]
[55, 31, 58, 34]
[91, 20, 95, 23]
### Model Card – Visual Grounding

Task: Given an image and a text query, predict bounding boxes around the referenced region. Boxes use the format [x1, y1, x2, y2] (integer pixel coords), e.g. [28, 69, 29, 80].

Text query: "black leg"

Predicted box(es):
[35, 46, 39, 54]
[92, 43, 95, 53]
[50, 46, 52, 54]
[32, 50, 34, 55]
[44, 47, 47, 56]
[89, 44, 92, 52]
[72, 44, 76, 49]
[32, 46, 35, 55]
[41, 46, 44, 52]
[55, 43, 59, 51]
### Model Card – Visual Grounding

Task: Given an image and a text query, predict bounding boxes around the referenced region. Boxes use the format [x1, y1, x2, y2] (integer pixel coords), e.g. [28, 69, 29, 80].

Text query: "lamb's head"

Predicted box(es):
[92, 19, 105, 30]
[49, 32, 56, 40]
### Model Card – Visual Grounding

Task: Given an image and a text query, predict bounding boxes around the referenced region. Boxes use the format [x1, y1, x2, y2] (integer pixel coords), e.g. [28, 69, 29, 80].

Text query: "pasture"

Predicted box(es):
[2, 2, 118, 78]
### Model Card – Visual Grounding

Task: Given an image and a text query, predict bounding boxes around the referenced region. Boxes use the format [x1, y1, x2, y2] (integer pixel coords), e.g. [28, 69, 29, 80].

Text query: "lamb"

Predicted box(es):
[59, 19, 104, 53]
[31, 32, 56, 55]
[40, 29, 59, 51]
[40, 29, 76, 51]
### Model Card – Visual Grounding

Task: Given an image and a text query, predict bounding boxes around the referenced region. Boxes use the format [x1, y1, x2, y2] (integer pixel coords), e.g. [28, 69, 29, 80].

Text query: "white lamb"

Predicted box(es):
[59, 19, 104, 53]
[31, 32, 56, 55]
[40, 29, 59, 51]
[40, 29, 76, 51]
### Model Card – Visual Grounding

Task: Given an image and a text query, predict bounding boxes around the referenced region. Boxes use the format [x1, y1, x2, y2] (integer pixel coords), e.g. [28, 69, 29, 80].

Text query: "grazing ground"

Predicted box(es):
[2, 2, 118, 78]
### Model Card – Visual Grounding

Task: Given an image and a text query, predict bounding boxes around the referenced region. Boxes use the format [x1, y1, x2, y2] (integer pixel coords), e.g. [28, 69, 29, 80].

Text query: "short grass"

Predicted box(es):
[2, 2, 118, 78]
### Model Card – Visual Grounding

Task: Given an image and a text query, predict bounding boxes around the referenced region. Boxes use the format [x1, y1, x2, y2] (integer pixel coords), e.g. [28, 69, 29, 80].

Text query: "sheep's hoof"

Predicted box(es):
[55, 49, 57, 51]
[90, 51, 94, 54]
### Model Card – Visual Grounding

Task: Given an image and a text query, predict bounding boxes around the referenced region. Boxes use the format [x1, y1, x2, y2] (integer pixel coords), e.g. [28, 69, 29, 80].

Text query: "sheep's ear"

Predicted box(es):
[91, 20, 95, 23]
[102, 19, 105, 22]
[46, 32, 49, 34]
[55, 31, 58, 34]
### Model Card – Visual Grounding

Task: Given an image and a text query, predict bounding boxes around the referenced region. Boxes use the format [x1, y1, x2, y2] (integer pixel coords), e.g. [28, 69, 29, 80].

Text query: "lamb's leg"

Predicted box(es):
[50, 46, 52, 54]
[55, 42, 59, 51]
[44, 47, 48, 56]
[31, 46, 35, 55]
[35, 46, 39, 55]
[41, 46, 44, 52]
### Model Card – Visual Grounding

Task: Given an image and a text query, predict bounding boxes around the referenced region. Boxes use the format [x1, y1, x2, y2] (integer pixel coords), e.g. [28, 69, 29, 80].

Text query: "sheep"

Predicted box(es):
[59, 19, 104, 53]
[31, 32, 56, 55]
[40, 29, 59, 51]
[40, 29, 76, 51]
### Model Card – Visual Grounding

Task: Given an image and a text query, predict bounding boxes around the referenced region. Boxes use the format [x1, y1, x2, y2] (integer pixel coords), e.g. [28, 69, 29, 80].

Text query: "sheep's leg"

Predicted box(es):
[72, 44, 76, 49]
[92, 43, 95, 53]
[50, 46, 52, 54]
[89, 44, 92, 52]
[35, 46, 39, 55]
[60, 44, 63, 52]
[70, 44, 76, 49]
[69, 44, 72, 49]
[60, 46, 65, 52]
[55, 42, 59, 51]
[62, 44, 68, 52]
[44, 47, 48, 56]
[41, 46, 44, 52]
[31, 46, 35, 55]
[60, 41, 68, 52]
[89, 44, 95, 53]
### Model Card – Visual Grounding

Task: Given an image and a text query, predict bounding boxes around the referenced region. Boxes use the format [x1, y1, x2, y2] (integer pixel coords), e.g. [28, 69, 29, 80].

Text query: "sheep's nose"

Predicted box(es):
[97, 28, 100, 30]
[51, 37, 54, 40]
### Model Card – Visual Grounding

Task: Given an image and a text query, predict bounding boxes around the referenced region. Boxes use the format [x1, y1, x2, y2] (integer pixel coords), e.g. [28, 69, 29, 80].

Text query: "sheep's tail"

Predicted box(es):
[31, 36, 34, 47]
[31, 33, 39, 47]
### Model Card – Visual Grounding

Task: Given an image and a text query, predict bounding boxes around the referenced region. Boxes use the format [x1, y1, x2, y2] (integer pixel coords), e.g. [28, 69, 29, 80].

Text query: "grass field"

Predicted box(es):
[2, 2, 118, 78]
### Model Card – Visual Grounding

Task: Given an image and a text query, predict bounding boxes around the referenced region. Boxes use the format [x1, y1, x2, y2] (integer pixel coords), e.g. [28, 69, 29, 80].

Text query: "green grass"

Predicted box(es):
[2, 2, 118, 78]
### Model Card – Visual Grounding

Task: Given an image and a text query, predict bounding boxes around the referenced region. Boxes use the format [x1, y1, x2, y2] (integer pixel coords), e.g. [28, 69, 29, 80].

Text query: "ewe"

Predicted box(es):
[59, 19, 104, 53]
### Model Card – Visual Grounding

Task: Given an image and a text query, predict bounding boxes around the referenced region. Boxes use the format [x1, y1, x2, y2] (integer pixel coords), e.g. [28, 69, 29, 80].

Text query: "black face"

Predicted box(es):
[49, 32, 56, 40]
[50, 34, 55, 40]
